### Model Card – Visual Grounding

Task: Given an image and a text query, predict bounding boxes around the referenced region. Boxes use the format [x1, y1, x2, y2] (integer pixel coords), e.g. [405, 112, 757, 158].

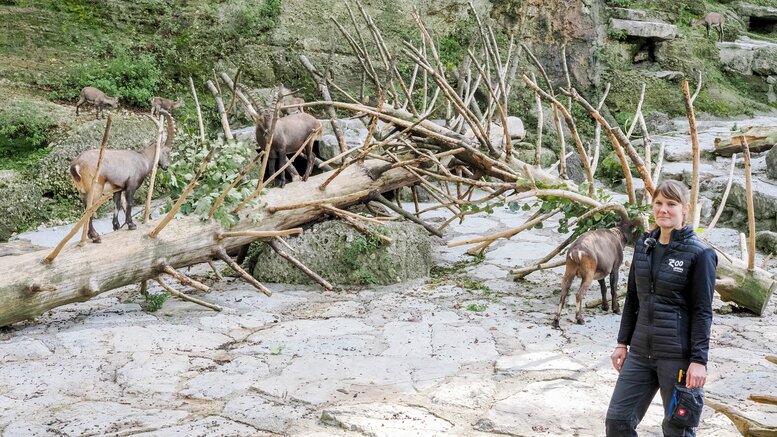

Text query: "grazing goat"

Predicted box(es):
[76, 87, 118, 119]
[254, 110, 321, 188]
[552, 219, 637, 328]
[150, 96, 184, 116]
[69, 111, 175, 243]
[691, 12, 725, 42]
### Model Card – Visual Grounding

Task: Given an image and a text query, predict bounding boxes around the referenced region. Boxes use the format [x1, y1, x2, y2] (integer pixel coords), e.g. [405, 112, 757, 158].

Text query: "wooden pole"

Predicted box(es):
[682, 80, 700, 226]
[189, 76, 206, 142]
[741, 137, 756, 271]
[80, 116, 113, 244]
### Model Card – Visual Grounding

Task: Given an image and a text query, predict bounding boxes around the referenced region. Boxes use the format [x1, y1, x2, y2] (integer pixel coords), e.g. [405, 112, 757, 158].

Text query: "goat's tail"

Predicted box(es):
[70, 163, 82, 183]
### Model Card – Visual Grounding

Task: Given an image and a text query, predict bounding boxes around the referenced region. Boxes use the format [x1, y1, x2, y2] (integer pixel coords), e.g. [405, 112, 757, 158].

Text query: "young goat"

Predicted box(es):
[552, 218, 637, 328]
[691, 12, 725, 42]
[69, 111, 175, 243]
[150, 96, 184, 116]
[76, 87, 119, 119]
[254, 110, 321, 188]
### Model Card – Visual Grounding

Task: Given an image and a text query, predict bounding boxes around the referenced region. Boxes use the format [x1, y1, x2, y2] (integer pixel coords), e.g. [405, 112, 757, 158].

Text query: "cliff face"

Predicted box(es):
[491, 0, 606, 88]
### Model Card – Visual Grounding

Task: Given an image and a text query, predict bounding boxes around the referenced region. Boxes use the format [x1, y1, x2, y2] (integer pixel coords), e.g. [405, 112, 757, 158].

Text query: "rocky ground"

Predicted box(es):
[2, 115, 777, 436]
[2, 198, 776, 436]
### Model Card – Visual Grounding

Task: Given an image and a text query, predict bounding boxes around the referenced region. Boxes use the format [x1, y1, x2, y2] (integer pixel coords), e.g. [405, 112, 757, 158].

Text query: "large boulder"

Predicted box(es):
[719, 37, 777, 76]
[247, 220, 435, 286]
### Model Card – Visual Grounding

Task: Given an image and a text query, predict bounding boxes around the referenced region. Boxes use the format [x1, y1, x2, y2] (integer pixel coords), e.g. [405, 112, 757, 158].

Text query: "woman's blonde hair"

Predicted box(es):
[652, 180, 690, 226]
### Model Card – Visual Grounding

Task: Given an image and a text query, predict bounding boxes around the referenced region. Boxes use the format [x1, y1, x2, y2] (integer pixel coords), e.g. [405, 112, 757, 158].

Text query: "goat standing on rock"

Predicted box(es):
[690, 12, 725, 42]
[553, 217, 638, 328]
[69, 111, 175, 243]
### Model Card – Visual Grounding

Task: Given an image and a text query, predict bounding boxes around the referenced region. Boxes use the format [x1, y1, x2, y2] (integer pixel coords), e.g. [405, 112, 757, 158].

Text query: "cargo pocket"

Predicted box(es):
[667, 384, 704, 428]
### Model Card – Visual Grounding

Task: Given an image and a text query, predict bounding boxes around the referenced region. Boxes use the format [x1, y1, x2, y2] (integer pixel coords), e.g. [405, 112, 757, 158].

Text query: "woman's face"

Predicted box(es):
[653, 193, 687, 230]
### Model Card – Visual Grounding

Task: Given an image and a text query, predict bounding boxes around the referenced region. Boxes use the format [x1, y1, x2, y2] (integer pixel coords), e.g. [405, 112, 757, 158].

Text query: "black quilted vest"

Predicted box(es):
[626, 226, 712, 360]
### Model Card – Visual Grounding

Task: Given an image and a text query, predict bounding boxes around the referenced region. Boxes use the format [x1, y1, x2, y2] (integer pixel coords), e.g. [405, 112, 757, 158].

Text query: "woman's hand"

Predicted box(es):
[686, 362, 707, 388]
[611, 345, 628, 373]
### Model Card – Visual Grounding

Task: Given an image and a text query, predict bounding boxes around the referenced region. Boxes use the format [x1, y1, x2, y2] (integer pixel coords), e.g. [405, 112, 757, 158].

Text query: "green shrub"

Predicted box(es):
[49, 46, 162, 108]
[0, 101, 56, 159]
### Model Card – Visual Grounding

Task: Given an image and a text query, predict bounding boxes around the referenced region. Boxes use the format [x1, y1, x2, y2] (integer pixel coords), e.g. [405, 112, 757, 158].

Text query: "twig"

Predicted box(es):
[532, 72, 544, 167]
[44, 193, 114, 263]
[324, 205, 392, 244]
[268, 189, 372, 213]
[143, 110, 170, 224]
[219, 228, 303, 239]
[267, 238, 333, 290]
[682, 80, 701, 228]
[155, 277, 222, 312]
[523, 75, 594, 194]
[741, 136, 756, 271]
[299, 54, 349, 154]
[206, 80, 233, 140]
[189, 76, 206, 141]
[80, 115, 113, 244]
[162, 264, 210, 292]
[149, 147, 216, 238]
[207, 261, 223, 280]
[706, 153, 736, 232]
[208, 151, 263, 218]
[224, 68, 241, 115]
[626, 83, 646, 139]
[590, 82, 611, 176]
[511, 258, 566, 279]
[215, 248, 272, 296]
[691, 70, 703, 103]
[370, 191, 442, 237]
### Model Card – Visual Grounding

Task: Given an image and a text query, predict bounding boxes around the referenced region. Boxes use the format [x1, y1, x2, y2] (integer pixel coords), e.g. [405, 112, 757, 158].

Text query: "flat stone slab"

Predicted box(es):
[320, 403, 454, 436]
[609, 18, 677, 40]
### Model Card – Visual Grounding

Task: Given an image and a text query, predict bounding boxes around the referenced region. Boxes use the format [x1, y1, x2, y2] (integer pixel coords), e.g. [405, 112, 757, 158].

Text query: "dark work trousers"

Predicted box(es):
[606, 353, 697, 437]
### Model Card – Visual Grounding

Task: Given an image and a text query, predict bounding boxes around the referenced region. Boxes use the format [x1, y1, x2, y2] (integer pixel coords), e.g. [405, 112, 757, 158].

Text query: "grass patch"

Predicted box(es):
[466, 303, 488, 312]
[141, 292, 169, 313]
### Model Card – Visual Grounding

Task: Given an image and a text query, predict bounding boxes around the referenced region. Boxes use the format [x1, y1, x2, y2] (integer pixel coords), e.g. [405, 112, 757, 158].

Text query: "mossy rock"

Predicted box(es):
[512, 144, 557, 168]
[31, 115, 157, 199]
[247, 220, 435, 286]
[0, 170, 47, 241]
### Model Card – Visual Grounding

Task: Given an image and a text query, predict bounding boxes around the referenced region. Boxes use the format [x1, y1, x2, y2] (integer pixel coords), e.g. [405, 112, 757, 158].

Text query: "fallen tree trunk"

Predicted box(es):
[714, 126, 776, 157]
[0, 160, 418, 327]
[715, 251, 776, 316]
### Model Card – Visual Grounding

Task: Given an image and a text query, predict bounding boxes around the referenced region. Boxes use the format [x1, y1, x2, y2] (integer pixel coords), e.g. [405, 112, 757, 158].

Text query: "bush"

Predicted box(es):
[49, 46, 162, 108]
[0, 101, 56, 159]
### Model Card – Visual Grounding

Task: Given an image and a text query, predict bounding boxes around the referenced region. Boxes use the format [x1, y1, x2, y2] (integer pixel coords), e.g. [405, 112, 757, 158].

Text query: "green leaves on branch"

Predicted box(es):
[159, 135, 261, 228]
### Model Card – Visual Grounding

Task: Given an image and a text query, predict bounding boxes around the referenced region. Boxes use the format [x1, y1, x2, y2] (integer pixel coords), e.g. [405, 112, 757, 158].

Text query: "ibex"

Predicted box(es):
[691, 12, 724, 42]
[69, 111, 175, 243]
[150, 96, 184, 116]
[552, 217, 637, 328]
[254, 110, 321, 188]
[76, 87, 118, 119]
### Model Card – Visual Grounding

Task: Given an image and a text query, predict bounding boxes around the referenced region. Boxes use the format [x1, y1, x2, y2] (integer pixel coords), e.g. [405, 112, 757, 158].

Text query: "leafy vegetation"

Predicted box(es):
[0, 101, 56, 161]
[47, 45, 162, 108]
[141, 292, 169, 312]
[158, 135, 261, 228]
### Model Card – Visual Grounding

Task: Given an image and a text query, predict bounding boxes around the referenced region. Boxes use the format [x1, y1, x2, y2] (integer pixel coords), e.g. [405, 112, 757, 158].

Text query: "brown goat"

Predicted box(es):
[254, 110, 321, 188]
[76, 87, 118, 119]
[70, 111, 175, 242]
[552, 220, 637, 328]
[150, 96, 184, 116]
[691, 12, 725, 42]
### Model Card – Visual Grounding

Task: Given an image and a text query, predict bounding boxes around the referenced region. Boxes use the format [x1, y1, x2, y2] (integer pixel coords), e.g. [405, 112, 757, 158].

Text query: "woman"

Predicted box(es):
[606, 180, 717, 436]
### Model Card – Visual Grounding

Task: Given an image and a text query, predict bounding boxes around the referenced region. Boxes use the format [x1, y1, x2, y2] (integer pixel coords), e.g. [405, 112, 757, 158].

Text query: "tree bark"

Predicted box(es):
[0, 160, 415, 327]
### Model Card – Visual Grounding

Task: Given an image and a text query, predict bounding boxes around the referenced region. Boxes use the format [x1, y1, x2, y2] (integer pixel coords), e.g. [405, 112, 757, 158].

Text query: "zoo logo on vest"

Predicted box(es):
[668, 259, 684, 273]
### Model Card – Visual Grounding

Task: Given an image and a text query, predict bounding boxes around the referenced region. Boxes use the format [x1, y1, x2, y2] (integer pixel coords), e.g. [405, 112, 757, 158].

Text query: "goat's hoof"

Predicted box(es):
[613, 308, 621, 315]
[602, 305, 610, 312]
[112, 223, 120, 231]
[576, 317, 586, 325]
[91, 237, 102, 244]
[551, 319, 560, 329]
[127, 223, 137, 230]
